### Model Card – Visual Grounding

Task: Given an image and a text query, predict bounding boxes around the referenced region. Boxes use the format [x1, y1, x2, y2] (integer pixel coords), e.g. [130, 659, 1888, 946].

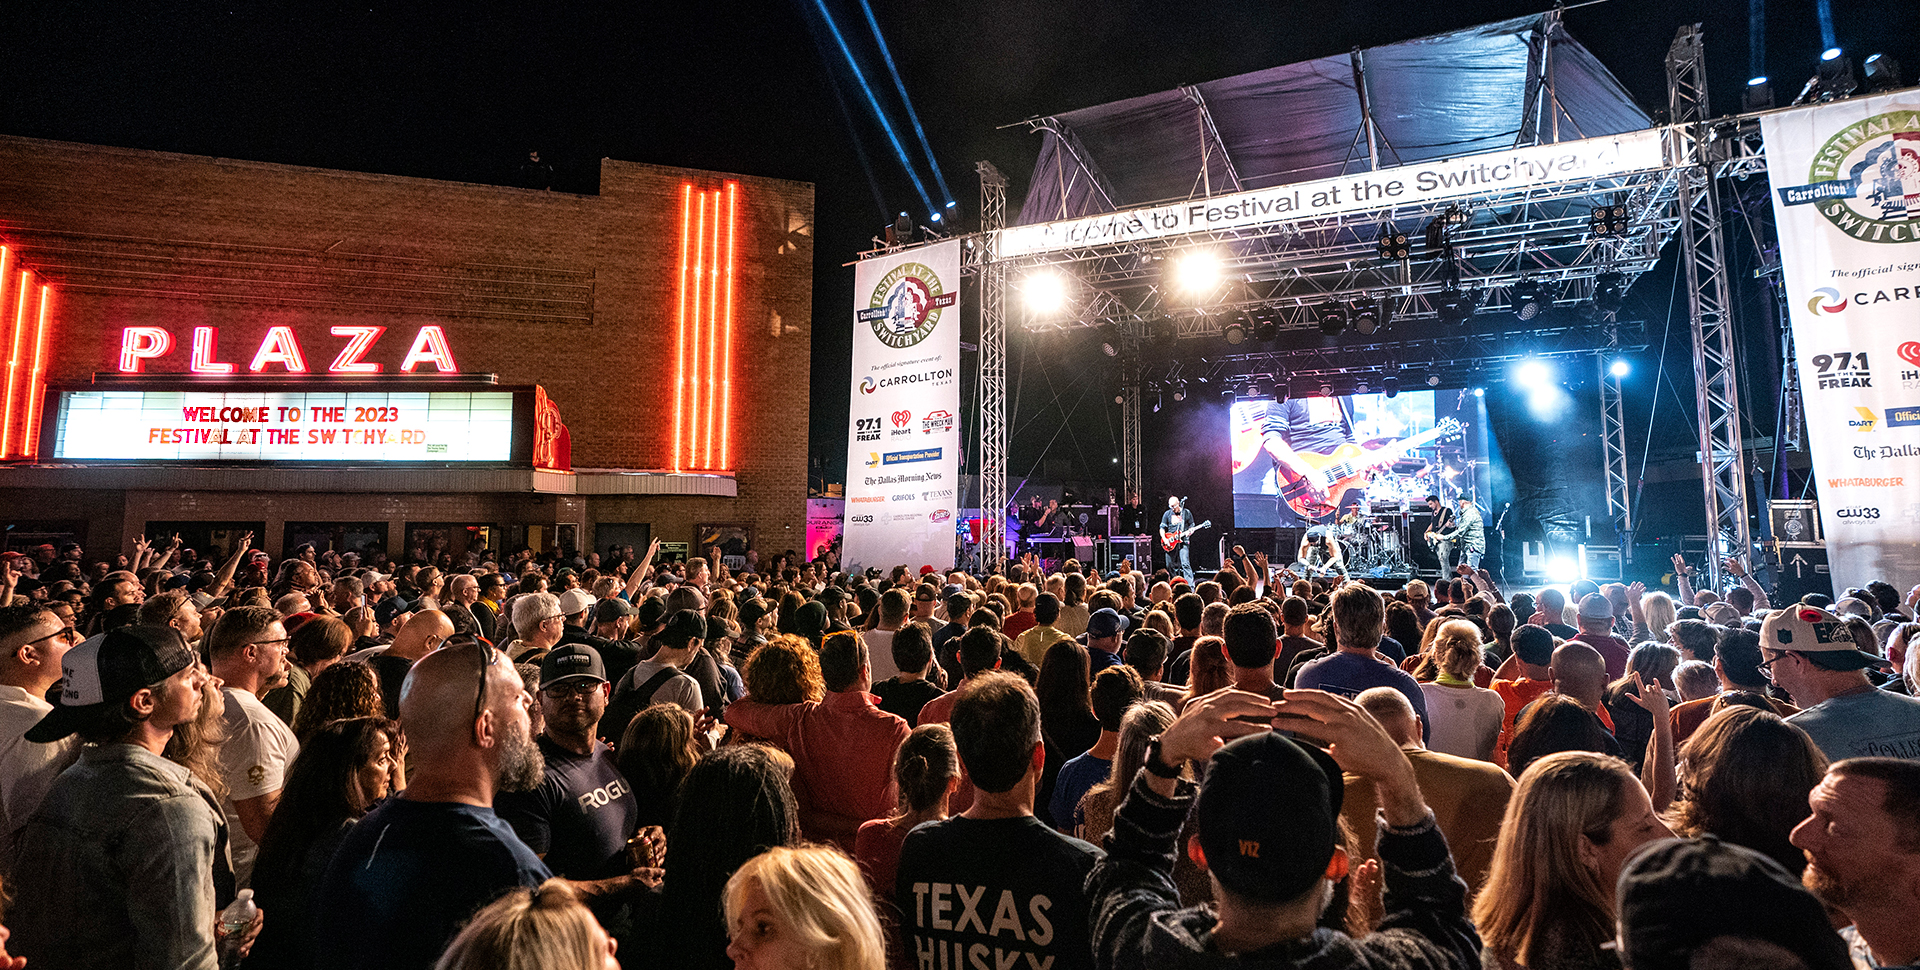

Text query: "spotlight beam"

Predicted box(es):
[852, 0, 955, 206]
[810, 0, 935, 216]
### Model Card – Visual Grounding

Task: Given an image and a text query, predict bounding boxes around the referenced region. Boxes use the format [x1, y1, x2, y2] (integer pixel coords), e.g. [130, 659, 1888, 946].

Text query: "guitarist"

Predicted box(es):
[1159, 496, 1196, 582]
[1252, 395, 1361, 526]
[1423, 494, 1457, 569]
[1433, 496, 1486, 569]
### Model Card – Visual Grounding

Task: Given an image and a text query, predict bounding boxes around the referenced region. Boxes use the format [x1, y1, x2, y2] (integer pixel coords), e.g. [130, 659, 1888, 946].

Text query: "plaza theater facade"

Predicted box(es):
[0, 135, 814, 566]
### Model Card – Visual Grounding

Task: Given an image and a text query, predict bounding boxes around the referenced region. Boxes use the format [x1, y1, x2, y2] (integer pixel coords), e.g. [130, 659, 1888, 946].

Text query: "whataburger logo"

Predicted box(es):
[1776, 108, 1920, 244]
[856, 261, 958, 350]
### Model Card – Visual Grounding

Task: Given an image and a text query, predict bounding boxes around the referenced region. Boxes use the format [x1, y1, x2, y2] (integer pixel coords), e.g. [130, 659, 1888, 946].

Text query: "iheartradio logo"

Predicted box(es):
[891, 410, 912, 427]
[1899, 341, 1920, 369]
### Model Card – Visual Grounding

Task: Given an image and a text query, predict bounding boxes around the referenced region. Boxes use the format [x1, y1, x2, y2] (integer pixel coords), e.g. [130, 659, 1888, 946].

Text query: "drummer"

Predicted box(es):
[1294, 527, 1347, 579]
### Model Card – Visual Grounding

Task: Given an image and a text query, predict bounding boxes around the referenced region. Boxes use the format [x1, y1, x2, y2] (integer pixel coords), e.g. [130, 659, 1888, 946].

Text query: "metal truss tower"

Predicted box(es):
[1599, 352, 1633, 561]
[1667, 24, 1752, 592]
[976, 161, 1010, 573]
[1121, 338, 1141, 508]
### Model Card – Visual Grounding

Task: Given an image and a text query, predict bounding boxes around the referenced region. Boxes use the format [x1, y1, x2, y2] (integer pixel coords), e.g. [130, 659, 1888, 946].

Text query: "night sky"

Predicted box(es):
[3, 0, 1914, 495]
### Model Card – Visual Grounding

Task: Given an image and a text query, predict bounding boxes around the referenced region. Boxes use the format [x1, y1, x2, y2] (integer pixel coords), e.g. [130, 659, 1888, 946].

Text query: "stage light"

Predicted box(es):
[1435, 287, 1478, 325]
[1515, 358, 1554, 390]
[1356, 379, 1371, 394]
[1246, 378, 1265, 399]
[1822, 47, 1842, 61]
[1509, 280, 1549, 321]
[1589, 203, 1629, 237]
[1351, 299, 1386, 335]
[1377, 225, 1410, 261]
[1114, 393, 1126, 405]
[1275, 381, 1289, 404]
[1318, 382, 1334, 398]
[1548, 557, 1582, 583]
[1252, 314, 1279, 342]
[1801, 49, 1857, 103]
[1426, 374, 1442, 387]
[1609, 359, 1632, 378]
[1743, 76, 1774, 111]
[1100, 340, 1119, 357]
[1315, 303, 1348, 336]
[1473, 387, 1485, 397]
[1223, 314, 1247, 345]
[1022, 268, 1070, 315]
[1383, 376, 1401, 398]
[1172, 383, 1187, 402]
[1865, 54, 1903, 92]
[1172, 250, 1223, 295]
[1153, 392, 1162, 413]
[895, 212, 913, 237]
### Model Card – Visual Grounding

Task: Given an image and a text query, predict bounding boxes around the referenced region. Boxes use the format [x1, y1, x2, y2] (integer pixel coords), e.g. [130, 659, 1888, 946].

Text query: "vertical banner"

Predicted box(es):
[1761, 92, 1920, 592]
[842, 239, 962, 573]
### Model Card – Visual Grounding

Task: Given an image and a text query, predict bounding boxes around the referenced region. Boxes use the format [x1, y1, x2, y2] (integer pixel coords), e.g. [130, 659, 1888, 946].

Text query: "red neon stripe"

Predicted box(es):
[0, 249, 11, 456]
[704, 189, 720, 469]
[22, 286, 50, 458]
[691, 192, 709, 468]
[2, 270, 31, 459]
[673, 185, 692, 473]
[719, 183, 737, 470]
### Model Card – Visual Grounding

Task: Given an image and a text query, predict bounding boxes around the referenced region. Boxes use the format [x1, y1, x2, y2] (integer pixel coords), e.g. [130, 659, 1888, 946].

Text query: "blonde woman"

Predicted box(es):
[724, 845, 885, 970]
[434, 879, 618, 970]
[1417, 620, 1505, 762]
[1474, 751, 1672, 970]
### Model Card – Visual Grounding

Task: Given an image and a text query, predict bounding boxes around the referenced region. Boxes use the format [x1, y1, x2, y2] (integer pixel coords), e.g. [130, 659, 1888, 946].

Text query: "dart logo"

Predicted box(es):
[1807, 287, 1849, 314]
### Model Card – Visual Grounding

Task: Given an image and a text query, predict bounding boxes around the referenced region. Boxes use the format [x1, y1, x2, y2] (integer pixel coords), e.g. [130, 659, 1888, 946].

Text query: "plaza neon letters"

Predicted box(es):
[117, 325, 461, 374]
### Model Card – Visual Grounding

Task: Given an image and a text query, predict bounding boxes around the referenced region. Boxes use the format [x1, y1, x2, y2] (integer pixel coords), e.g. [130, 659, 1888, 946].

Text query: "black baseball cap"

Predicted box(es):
[594, 597, 636, 624]
[658, 609, 707, 646]
[28, 625, 197, 743]
[737, 597, 772, 630]
[1618, 836, 1851, 970]
[634, 597, 668, 628]
[1195, 731, 1344, 902]
[539, 643, 607, 689]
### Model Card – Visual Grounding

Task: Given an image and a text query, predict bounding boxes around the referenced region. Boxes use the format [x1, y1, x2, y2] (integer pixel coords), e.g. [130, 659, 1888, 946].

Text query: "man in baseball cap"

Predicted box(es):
[10, 625, 235, 966]
[1571, 592, 1631, 680]
[1762, 605, 1920, 762]
[1617, 835, 1850, 970]
[1086, 687, 1477, 968]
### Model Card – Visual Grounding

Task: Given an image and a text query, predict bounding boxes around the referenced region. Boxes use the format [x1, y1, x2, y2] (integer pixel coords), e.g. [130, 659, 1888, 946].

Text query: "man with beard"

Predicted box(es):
[208, 605, 301, 887]
[317, 637, 550, 970]
[1790, 757, 1920, 968]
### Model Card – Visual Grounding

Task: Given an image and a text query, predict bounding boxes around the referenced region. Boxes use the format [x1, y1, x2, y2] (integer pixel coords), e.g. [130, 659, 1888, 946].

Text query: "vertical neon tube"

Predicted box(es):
[673, 185, 692, 472]
[2, 271, 32, 459]
[705, 189, 720, 469]
[720, 182, 737, 470]
[0, 250, 11, 456]
[22, 286, 50, 458]
[698, 190, 714, 468]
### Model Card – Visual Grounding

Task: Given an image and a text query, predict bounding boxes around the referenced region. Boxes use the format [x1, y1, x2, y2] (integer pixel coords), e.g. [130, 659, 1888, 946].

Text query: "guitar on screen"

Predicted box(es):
[1275, 418, 1464, 521]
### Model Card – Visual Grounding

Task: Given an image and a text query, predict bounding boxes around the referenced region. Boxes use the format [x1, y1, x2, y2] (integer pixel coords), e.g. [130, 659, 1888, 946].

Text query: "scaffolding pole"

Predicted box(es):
[976, 161, 1010, 574]
[1599, 353, 1633, 561]
[1667, 24, 1752, 593]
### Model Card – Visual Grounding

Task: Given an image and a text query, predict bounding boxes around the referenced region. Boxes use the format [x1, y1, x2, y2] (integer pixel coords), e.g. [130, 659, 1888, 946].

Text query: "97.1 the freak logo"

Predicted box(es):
[856, 262, 958, 350]
[1808, 351, 1873, 389]
[1775, 109, 1920, 243]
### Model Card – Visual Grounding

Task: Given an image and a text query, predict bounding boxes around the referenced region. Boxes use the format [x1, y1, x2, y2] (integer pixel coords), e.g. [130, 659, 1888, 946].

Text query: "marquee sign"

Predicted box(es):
[52, 389, 514, 462]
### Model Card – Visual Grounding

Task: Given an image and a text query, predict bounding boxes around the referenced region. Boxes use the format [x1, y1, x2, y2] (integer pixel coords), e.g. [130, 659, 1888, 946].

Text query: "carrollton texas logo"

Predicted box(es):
[1808, 287, 1849, 314]
[857, 261, 957, 349]
[1776, 109, 1920, 244]
[860, 377, 877, 395]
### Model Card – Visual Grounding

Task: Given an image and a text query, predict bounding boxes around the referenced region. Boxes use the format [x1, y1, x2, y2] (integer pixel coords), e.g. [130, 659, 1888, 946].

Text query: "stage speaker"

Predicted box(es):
[1272, 528, 1307, 562]
[1072, 537, 1096, 565]
[1774, 543, 1835, 604]
[1769, 499, 1821, 544]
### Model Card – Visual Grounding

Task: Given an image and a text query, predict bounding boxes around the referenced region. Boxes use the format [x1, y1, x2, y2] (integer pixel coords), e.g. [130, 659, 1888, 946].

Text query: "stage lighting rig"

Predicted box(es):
[1589, 200, 1629, 237]
[1315, 303, 1348, 336]
[1865, 54, 1903, 92]
[1172, 381, 1187, 402]
[1796, 48, 1858, 104]
[1609, 359, 1632, 378]
[1172, 250, 1224, 296]
[1508, 280, 1551, 321]
[1252, 313, 1279, 342]
[1383, 376, 1401, 399]
[1223, 312, 1249, 345]
[1435, 287, 1479, 325]
[1022, 269, 1070, 315]
[1591, 272, 1626, 319]
[1426, 374, 1442, 387]
[1100, 339, 1120, 357]
[1356, 378, 1371, 394]
[1377, 224, 1411, 261]
[1245, 377, 1265, 399]
[1743, 76, 1775, 112]
[1319, 382, 1335, 398]
[1350, 299, 1387, 335]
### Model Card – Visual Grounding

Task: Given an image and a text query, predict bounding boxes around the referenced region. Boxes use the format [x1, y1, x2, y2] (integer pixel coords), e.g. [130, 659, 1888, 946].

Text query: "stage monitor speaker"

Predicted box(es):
[1774, 543, 1835, 604]
[1769, 499, 1821, 544]
[1072, 537, 1096, 564]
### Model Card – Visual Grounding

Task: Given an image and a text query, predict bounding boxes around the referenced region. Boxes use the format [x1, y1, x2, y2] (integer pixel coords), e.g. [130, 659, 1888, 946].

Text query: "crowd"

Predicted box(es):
[0, 533, 1918, 970]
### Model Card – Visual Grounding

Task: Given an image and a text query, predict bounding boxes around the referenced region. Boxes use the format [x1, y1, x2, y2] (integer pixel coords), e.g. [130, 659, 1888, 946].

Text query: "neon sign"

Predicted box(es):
[1, 254, 55, 461]
[673, 182, 737, 472]
[116, 325, 460, 374]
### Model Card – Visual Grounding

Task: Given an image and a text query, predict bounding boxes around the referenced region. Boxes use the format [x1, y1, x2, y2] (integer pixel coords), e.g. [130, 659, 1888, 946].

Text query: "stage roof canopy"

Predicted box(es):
[1016, 13, 1652, 225]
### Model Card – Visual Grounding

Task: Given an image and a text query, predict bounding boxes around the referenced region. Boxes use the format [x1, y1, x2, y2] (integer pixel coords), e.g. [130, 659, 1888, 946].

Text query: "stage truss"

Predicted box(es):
[861, 23, 1781, 578]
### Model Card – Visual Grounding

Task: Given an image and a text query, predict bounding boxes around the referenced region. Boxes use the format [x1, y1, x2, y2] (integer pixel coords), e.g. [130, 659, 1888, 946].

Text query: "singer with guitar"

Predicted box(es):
[1159, 496, 1206, 582]
[1431, 496, 1486, 569]
[1422, 494, 1457, 569]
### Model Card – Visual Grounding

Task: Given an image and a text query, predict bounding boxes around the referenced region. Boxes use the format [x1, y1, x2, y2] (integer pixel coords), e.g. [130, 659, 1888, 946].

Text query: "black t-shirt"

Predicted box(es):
[932, 621, 967, 685]
[872, 677, 946, 726]
[495, 735, 639, 880]
[895, 816, 1101, 970]
[316, 798, 550, 970]
[368, 654, 415, 719]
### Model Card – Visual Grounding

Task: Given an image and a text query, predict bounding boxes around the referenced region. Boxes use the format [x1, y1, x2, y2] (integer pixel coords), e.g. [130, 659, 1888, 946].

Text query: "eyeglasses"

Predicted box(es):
[543, 680, 603, 697]
[28, 627, 82, 647]
[1756, 652, 1792, 680]
[249, 638, 291, 650]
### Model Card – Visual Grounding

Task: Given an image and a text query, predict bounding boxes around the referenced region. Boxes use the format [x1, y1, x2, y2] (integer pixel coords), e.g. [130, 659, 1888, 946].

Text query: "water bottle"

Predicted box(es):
[219, 889, 257, 969]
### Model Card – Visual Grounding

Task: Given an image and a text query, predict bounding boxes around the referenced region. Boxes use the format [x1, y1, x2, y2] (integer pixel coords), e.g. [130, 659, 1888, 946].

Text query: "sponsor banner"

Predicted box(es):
[996, 129, 1668, 257]
[805, 498, 844, 564]
[1761, 92, 1920, 590]
[53, 389, 513, 462]
[842, 240, 962, 572]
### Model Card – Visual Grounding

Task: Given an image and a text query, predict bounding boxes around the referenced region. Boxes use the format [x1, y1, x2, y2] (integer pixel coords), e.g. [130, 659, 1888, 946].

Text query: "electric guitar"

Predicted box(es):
[1272, 419, 1465, 521]
[1160, 519, 1211, 552]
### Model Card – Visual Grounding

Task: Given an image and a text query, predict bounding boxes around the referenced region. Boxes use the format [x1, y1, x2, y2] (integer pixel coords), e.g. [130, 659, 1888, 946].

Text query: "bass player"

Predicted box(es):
[1244, 394, 1362, 526]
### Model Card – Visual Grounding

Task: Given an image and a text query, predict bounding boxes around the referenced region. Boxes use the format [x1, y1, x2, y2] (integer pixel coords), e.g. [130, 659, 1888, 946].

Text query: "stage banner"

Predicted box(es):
[1760, 91, 1920, 592]
[841, 239, 962, 573]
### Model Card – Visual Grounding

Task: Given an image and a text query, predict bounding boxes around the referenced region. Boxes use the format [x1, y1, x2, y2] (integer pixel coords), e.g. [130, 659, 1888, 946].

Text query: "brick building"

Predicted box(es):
[0, 135, 814, 564]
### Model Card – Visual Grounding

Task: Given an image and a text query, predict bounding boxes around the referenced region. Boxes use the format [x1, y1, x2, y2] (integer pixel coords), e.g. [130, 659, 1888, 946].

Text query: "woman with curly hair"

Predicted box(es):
[743, 635, 825, 705]
[290, 660, 386, 743]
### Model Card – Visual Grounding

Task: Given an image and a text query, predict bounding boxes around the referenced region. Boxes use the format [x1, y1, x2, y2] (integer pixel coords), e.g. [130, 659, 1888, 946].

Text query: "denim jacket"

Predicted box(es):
[9, 742, 231, 970]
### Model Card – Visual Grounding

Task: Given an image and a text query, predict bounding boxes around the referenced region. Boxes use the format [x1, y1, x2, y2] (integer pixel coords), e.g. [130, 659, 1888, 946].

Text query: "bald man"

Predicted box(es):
[316, 641, 550, 970]
[370, 609, 454, 718]
[1342, 687, 1514, 894]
